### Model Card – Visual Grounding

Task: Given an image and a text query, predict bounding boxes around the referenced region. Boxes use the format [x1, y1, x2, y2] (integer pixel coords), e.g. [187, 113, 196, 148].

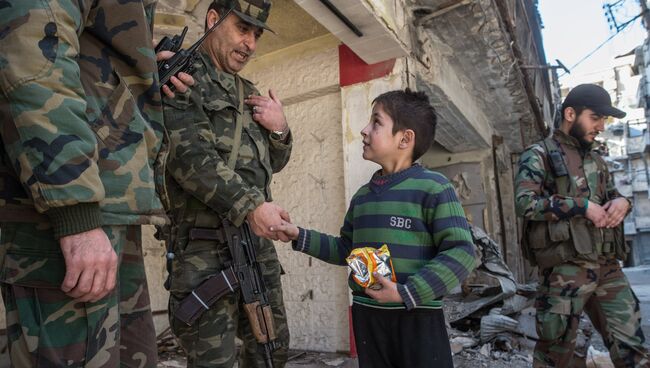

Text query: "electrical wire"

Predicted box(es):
[558, 12, 643, 78]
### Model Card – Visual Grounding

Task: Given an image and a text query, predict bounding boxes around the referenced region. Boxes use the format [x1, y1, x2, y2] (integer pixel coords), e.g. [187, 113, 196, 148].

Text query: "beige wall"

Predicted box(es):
[243, 35, 350, 352]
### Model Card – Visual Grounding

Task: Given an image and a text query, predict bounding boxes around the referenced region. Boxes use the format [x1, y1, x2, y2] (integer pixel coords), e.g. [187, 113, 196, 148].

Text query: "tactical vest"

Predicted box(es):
[521, 137, 627, 269]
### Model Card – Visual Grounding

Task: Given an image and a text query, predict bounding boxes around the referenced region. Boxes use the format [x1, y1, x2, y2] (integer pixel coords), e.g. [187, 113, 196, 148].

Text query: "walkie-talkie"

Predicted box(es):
[155, 26, 188, 55]
[157, 7, 234, 90]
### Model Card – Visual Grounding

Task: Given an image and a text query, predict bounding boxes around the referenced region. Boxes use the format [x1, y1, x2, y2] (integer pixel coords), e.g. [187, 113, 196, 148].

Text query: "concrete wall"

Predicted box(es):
[242, 35, 350, 352]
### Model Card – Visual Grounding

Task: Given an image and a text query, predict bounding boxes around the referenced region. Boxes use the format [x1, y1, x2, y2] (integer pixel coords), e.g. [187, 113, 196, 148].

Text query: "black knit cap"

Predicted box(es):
[562, 83, 626, 119]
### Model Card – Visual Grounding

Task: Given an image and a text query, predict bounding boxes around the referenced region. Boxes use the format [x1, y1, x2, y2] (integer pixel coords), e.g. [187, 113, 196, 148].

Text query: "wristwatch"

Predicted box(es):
[270, 128, 289, 142]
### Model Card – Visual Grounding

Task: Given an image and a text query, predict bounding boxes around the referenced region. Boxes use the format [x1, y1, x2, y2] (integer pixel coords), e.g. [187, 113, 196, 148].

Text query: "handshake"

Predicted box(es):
[246, 202, 299, 242]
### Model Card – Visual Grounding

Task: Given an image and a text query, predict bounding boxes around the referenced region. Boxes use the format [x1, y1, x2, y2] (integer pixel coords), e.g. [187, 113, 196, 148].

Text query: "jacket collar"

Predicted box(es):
[199, 52, 238, 94]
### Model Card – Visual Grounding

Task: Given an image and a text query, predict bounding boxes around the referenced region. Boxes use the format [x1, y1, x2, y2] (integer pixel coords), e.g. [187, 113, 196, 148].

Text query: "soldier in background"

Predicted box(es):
[163, 0, 291, 366]
[0, 0, 192, 366]
[515, 84, 650, 367]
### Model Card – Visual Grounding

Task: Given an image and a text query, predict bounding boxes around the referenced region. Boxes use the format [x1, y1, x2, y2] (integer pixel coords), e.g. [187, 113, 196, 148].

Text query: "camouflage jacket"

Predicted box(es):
[0, 0, 166, 238]
[163, 52, 292, 227]
[515, 129, 622, 222]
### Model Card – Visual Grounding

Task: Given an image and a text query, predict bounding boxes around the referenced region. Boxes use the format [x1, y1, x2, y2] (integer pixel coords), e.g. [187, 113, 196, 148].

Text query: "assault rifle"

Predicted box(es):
[173, 220, 278, 367]
[222, 220, 277, 368]
[156, 7, 233, 90]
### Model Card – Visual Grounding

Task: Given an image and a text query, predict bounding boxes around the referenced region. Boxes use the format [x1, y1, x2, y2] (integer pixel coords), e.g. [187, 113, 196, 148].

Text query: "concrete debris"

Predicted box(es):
[324, 358, 346, 366]
[450, 336, 479, 354]
[480, 313, 519, 343]
[586, 346, 614, 368]
[444, 225, 520, 323]
[479, 343, 491, 357]
[444, 225, 615, 368]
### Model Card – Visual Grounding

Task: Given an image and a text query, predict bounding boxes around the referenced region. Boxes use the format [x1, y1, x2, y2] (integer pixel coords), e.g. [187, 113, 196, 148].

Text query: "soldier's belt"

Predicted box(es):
[189, 227, 227, 243]
[174, 267, 240, 325]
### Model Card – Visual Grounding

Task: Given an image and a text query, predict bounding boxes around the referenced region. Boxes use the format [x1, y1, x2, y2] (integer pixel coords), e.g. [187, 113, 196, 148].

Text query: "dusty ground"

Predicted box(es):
[158, 349, 534, 368]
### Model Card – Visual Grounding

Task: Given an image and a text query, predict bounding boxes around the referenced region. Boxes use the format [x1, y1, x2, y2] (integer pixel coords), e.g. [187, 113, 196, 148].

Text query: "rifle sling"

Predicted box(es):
[228, 76, 245, 170]
[174, 266, 240, 326]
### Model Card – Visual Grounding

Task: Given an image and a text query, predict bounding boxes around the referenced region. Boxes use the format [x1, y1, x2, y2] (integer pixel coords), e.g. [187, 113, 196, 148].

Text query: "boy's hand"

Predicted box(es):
[365, 273, 403, 303]
[269, 221, 299, 242]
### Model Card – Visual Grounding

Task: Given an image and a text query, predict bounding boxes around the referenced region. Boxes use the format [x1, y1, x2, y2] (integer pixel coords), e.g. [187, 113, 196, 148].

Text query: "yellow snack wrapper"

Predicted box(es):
[346, 245, 397, 290]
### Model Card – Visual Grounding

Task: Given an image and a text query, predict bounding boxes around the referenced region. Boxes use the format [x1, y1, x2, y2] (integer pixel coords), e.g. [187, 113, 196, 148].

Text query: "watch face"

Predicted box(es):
[271, 130, 286, 140]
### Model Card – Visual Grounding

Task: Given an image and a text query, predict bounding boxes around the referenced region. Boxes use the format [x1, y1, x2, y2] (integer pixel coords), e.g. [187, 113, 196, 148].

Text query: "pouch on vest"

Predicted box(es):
[569, 217, 595, 255]
[525, 219, 575, 269]
[610, 225, 628, 260]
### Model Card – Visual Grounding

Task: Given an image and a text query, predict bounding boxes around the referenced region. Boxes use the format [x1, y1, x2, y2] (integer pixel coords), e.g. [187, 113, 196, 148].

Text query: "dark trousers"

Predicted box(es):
[352, 303, 454, 368]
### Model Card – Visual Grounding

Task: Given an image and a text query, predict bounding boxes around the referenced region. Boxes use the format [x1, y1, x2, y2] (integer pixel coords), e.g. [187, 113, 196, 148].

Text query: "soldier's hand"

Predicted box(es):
[269, 220, 299, 242]
[603, 197, 630, 228]
[585, 200, 608, 228]
[156, 51, 195, 98]
[245, 89, 289, 133]
[247, 202, 291, 241]
[365, 273, 403, 303]
[59, 228, 118, 303]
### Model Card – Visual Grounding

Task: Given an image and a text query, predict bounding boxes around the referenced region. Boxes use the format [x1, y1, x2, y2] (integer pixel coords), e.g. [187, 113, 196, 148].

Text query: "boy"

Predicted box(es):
[271, 89, 476, 368]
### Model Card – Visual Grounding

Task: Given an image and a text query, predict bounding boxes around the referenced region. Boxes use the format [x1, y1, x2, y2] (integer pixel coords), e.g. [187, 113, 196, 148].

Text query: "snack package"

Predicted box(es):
[346, 245, 397, 290]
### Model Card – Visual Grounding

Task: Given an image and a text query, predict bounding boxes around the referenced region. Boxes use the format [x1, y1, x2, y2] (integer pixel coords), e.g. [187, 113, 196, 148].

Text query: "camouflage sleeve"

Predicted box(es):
[514, 145, 588, 221]
[0, 1, 104, 234]
[268, 131, 292, 173]
[164, 93, 265, 227]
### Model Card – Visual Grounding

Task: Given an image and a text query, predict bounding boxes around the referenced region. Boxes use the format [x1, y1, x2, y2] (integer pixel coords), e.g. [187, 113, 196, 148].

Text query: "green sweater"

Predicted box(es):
[293, 165, 476, 310]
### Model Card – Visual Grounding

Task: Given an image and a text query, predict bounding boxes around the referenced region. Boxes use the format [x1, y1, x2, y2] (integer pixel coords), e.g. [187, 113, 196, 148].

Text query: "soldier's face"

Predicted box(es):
[569, 108, 606, 148]
[360, 104, 403, 165]
[205, 10, 263, 73]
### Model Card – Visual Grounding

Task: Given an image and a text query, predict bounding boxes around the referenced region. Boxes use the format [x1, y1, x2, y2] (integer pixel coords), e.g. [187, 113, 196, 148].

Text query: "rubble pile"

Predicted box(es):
[446, 225, 608, 367]
[157, 327, 186, 366]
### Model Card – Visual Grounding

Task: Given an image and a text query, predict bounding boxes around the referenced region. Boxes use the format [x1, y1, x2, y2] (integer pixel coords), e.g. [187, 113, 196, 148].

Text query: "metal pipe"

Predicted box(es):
[318, 0, 363, 37]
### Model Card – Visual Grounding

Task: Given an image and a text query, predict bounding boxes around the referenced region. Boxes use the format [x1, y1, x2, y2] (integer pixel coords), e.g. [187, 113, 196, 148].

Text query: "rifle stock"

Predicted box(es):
[223, 219, 277, 368]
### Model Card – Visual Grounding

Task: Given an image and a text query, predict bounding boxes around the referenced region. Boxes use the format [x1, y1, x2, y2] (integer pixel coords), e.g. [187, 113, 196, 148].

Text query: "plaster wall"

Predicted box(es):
[242, 36, 350, 352]
[340, 65, 407, 202]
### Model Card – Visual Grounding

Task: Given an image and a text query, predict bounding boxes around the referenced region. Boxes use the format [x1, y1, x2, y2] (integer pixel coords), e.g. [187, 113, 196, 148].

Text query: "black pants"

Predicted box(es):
[352, 303, 454, 368]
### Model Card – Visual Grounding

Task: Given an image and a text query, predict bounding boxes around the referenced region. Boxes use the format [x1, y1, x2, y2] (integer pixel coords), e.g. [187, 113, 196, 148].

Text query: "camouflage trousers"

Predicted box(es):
[168, 235, 289, 368]
[0, 223, 157, 367]
[534, 258, 649, 367]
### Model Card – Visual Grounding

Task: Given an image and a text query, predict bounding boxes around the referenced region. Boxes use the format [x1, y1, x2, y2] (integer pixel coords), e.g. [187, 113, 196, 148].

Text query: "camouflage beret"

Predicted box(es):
[212, 0, 273, 33]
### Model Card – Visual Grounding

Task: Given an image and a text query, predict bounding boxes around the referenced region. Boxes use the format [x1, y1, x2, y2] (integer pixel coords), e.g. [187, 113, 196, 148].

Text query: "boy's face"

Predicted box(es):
[360, 103, 403, 165]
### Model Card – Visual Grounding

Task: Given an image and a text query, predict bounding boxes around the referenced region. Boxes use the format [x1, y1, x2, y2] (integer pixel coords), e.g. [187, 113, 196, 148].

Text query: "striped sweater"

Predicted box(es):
[293, 164, 476, 310]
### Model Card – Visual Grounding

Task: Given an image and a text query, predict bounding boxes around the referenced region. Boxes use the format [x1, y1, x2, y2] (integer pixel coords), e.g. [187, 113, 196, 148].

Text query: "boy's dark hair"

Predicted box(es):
[372, 88, 437, 161]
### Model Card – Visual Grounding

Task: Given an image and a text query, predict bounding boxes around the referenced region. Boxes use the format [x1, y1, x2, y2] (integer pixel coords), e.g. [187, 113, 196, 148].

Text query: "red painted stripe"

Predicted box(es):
[349, 305, 357, 357]
[339, 44, 396, 87]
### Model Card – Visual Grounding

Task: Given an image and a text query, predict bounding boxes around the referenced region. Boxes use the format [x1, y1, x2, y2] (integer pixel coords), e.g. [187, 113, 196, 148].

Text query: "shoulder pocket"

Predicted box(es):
[0, 2, 57, 92]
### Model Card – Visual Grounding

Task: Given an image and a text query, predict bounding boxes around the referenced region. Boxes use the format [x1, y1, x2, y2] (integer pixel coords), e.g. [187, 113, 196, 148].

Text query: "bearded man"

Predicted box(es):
[515, 83, 649, 367]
